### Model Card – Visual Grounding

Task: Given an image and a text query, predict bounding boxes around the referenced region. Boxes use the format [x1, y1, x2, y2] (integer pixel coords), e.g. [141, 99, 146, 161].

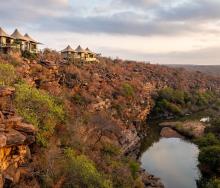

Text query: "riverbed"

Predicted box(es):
[140, 125, 201, 188]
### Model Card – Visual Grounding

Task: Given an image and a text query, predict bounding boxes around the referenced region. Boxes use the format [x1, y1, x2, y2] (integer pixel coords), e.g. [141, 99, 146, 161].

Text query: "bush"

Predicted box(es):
[158, 87, 185, 104]
[71, 94, 88, 105]
[122, 83, 135, 97]
[129, 161, 140, 179]
[0, 63, 17, 86]
[205, 178, 220, 188]
[14, 83, 65, 147]
[22, 50, 37, 60]
[101, 143, 121, 156]
[199, 145, 220, 173]
[63, 148, 112, 188]
[195, 133, 220, 148]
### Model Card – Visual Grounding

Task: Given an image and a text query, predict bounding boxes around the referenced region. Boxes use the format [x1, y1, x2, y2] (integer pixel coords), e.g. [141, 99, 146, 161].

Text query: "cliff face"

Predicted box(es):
[11, 55, 220, 155]
[0, 53, 220, 187]
[0, 87, 36, 187]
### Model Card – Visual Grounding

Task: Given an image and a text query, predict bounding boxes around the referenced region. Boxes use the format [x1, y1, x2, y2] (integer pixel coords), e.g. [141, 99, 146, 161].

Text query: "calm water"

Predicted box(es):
[141, 138, 201, 188]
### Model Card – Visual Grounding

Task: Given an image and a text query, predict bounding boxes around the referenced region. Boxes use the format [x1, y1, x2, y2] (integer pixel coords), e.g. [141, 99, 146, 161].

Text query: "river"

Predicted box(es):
[140, 124, 201, 188]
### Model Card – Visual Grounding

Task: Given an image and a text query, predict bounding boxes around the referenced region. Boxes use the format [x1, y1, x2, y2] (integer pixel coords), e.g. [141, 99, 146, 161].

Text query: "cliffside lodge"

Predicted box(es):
[0, 27, 99, 63]
[61, 45, 99, 63]
[0, 27, 39, 54]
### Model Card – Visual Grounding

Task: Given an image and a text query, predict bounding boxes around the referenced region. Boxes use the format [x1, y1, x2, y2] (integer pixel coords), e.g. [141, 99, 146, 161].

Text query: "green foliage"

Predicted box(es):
[159, 87, 185, 104]
[194, 91, 215, 106]
[205, 178, 220, 188]
[101, 143, 121, 156]
[199, 178, 220, 188]
[22, 50, 37, 60]
[195, 133, 220, 148]
[14, 83, 65, 147]
[198, 145, 220, 173]
[129, 161, 140, 179]
[71, 94, 88, 105]
[153, 87, 218, 118]
[122, 83, 135, 97]
[63, 148, 112, 188]
[0, 63, 17, 86]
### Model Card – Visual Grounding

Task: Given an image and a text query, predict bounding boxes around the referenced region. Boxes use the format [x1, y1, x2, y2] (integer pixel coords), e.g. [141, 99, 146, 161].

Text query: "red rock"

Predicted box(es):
[14, 123, 37, 134]
[0, 87, 15, 97]
[0, 134, 7, 147]
[0, 111, 4, 122]
[4, 116, 23, 128]
[160, 127, 184, 138]
[5, 129, 26, 146]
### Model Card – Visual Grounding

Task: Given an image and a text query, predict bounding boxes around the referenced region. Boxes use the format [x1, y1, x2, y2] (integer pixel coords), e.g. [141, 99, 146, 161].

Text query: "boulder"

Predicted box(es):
[0, 174, 4, 188]
[0, 87, 15, 97]
[0, 134, 7, 148]
[5, 129, 26, 146]
[159, 121, 205, 138]
[14, 123, 37, 134]
[4, 116, 23, 128]
[0, 111, 4, 123]
[160, 127, 184, 138]
[3, 164, 21, 183]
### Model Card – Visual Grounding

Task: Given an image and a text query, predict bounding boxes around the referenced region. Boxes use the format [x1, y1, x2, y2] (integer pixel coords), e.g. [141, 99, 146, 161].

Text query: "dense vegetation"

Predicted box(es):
[14, 83, 65, 147]
[152, 87, 219, 118]
[152, 86, 220, 187]
[196, 117, 220, 187]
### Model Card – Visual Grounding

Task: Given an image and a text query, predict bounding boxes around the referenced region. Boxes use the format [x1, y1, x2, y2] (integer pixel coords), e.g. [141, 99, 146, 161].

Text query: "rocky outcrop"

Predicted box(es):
[141, 169, 164, 188]
[159, 121, 206, 138]
[160, 127, 184, 138]
[0, 87, 36, 187]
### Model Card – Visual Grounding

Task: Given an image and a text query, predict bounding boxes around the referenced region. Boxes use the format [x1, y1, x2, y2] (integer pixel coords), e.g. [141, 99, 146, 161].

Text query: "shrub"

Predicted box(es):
[0, 63, 17, 86]
[22, 50, 37, 60]
[14, 83, 65, 147]
[199, 145, 220, 173]
[101, 143, 121, 156]
[206, 178, 220, 188]
[195, 133, 220, 148]
[71, 94, 88, 105]
[122, 83, 135, 97]
[63, 148, 112, 188]
[129, 161, 140, 179]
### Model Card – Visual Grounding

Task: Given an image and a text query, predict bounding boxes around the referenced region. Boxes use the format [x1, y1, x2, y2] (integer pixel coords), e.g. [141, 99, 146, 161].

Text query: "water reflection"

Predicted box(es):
[141, 138, 201, 188]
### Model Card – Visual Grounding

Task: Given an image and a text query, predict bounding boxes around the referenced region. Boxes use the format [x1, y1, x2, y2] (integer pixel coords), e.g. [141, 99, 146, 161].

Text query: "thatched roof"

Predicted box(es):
[24, 33, 37, 43]
[85, 47, 94, 54]
[61, 45, 75, 53]
[11, 29, 27, 41]
[0, 27, 12, 38]
[75, 45, 85, 53]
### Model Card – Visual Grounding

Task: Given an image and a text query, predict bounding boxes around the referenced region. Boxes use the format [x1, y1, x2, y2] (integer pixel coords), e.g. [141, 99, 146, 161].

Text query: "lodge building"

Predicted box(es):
[0, 27, 39, 54]
[61, 45, 99, 63]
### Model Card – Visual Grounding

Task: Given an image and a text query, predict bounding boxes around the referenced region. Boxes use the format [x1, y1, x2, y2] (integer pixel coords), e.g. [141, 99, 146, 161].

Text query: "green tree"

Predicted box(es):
[63, 148, 112, 188]
[14, 83, 65, 147]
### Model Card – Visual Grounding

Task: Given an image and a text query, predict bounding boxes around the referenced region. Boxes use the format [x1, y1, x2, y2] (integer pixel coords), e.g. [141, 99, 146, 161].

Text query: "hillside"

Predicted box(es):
[167, 64, 220, 77]
[0, 52, 220, 188]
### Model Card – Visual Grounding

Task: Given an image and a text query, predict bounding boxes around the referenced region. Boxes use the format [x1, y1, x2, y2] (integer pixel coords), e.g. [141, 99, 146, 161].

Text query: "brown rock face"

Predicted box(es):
[5, 129, 26, 146]
[160, 127, 184, 138]
[0, 134, 7, 147]
[14, 123, 37, 134]
[0, 87, 15, 97]
[0, 86, 36, 187]
[159, 121, 205, 138]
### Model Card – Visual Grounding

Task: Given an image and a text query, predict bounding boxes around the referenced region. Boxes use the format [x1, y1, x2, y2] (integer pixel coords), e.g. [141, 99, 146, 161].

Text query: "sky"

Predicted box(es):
[1, 0, 220, 65]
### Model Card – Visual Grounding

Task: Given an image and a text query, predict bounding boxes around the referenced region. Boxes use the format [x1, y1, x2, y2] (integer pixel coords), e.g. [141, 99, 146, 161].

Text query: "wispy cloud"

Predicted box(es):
[0, 0, 220, 64]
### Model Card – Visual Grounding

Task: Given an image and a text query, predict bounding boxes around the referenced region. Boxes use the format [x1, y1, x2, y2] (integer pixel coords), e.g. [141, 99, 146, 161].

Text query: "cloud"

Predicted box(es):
[1, 0, 220, 36]
[0, 0, 220, 64]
